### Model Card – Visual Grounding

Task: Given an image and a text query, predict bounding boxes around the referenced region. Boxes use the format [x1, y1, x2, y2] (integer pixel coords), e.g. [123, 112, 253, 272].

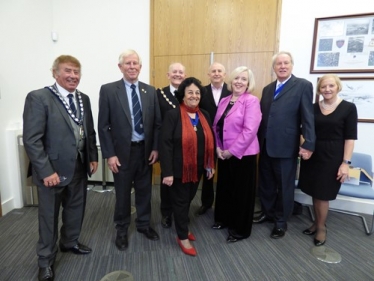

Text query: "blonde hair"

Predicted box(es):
[316, 74, 342, 95]
[227, 66, 255, 93]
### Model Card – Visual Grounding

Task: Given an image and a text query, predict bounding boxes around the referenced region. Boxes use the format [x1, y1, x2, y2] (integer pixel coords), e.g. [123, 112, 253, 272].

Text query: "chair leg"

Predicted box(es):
[329, 208, 374, 236]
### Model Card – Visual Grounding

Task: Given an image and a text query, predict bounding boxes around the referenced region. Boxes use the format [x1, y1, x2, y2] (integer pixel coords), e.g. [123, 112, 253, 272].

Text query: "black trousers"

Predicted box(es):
[113, 144, 152, 233]
[169, 169, 203, 240]
[37, 158, 86, 267]
[214, 155, 257, 238]
[200, 174, 214, 208]
[258, 144, 297, 229]
[160, 173, 173, 217]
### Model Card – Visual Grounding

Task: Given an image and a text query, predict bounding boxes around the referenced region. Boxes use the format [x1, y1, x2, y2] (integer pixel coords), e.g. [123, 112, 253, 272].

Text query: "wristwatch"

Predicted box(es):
[342, 159, 351, 165]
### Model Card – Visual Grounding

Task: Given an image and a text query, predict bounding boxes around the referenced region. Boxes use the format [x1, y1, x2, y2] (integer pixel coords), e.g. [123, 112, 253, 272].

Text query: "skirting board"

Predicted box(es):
[295, 189, 374, 215]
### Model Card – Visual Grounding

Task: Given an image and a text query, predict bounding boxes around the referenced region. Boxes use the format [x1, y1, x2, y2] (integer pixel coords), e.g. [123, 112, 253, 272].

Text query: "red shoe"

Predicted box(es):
[177, 238, 197, 256]
[188, 232, 196, 241]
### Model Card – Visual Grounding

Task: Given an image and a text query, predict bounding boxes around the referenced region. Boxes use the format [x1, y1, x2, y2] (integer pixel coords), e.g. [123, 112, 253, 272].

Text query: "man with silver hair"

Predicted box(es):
[98, 49, 162, 250]
[254, 51, 315, 239]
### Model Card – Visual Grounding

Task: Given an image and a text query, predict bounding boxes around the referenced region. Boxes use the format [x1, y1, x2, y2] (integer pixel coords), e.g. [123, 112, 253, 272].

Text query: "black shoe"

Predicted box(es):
[59, 242, 91, 255]
[270, 227, 286, 239]
[137, 227, 160, 241]
[38, 266, 54, 281]
[211, 223, 226, 230]
[195, 206, 210, 216]
[226, 235, 238, 243]
[115, 233, 128, 251]
[302, 228, 316, 235]
[314, 229, 327, 246]
[161, 216, 172, 228]
[253, 213, 273, 224]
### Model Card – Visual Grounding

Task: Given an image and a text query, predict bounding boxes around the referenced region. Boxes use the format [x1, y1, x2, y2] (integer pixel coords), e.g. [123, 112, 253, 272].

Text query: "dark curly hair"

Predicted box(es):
[175, 77, 206, 104]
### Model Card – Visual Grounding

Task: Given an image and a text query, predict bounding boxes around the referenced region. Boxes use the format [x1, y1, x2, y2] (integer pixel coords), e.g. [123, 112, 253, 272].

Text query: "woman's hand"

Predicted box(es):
[216, 147, 225, 160]
[206, 168, 215, 180]
[337, 162, 349, 183]
[222, 150, 232, 160]
[163, 176, 174, 186]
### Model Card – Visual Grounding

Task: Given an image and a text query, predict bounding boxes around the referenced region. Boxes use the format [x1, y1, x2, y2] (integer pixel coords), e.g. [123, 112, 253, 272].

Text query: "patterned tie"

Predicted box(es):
[131, 84, 143, 134]
[274, 82, 283, 99]
[67, 94, 77, 115]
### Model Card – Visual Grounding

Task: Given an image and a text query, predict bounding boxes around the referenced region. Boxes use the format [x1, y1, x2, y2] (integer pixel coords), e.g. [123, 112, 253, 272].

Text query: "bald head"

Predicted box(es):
[208, 62, 226, 87]
[167, 62, 186, 88]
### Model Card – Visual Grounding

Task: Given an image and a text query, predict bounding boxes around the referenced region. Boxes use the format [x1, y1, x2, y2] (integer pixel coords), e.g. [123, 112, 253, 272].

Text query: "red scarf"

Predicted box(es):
[180, 103, 215, 183]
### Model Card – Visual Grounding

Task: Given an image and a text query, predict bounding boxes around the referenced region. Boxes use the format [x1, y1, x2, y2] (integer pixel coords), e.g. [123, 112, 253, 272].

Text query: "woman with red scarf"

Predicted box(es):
[160, 77, 215, 256]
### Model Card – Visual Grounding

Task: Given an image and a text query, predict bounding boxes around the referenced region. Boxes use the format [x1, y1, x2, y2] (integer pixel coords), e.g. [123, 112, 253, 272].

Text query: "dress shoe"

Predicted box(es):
[59, 242, 91, 254]
[115, 234, 128, 251]
[253, 213, 273, 224]
[211, 223, 226, 230]
[270, 227, 286, 239]
[137, 227, 160, 241]
[161, 216, 172, 228]
[188, 232, 196, 241]
[314, 229, 327, 246]
[195, 206, 210, 216]
[38, 266, 54, 281]
[226, 235, 239, 243]
[177, 238, 196, 256]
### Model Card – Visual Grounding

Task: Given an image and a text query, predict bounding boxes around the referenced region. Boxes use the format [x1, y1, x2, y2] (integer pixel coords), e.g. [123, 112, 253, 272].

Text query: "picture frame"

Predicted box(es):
[314, 77, 374, 123]
[310, 13, 374, 73]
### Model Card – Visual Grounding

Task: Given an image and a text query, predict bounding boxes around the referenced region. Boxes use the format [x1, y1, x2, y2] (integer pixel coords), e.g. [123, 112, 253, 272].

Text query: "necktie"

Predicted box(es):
[274, 82, 283, 99]
[67, 94, 77, 114]
[131, 84, 144, 134]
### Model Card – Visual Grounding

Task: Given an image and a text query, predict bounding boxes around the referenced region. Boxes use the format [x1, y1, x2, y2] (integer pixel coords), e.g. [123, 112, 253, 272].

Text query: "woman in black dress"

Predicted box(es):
[298, 74, 357, 246]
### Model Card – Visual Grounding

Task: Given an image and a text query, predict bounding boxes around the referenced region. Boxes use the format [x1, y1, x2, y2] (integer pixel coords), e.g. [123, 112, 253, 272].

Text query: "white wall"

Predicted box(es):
[0, 0, 150, 215]
[0, 0, 373, 215]
[281, 0, 374, 214]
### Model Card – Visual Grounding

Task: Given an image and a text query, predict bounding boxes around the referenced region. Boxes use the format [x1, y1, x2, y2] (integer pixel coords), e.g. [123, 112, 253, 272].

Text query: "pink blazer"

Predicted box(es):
[213, 93, 262, 159]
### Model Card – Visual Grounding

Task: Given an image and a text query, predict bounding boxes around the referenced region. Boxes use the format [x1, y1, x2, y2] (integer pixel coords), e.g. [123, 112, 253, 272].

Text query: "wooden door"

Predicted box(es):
[151, 0, 282, 182]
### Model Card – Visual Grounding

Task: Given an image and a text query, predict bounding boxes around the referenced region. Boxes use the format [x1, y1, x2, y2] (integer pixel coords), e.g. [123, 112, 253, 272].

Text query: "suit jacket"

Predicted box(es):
[157, 86, 179, 120]
[199, 83, 231, 121]
[258, 74, 316, 158]
[213, 93, 261, 158]
[98, 79, 162, 169]
[159, 108, 212, 178]
[23, 86, 98, 186]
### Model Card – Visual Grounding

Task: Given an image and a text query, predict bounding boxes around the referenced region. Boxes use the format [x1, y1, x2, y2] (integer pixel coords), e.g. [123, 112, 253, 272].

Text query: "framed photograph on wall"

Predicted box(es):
[315, 77, 374, 123]
[310, 13, 374, 73]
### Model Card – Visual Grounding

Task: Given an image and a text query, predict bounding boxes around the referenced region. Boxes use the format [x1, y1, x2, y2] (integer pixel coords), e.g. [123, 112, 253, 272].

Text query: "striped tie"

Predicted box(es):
[131, 84, 143, 134]
[67, 94, 76, 115]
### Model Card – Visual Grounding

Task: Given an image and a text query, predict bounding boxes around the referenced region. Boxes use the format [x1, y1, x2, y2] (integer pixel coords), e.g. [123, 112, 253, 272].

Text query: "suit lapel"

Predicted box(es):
[49, 91, 75, 133]
[274, 75, 296, 100]
[138, 82, 149, 121]
[116, 80, 132, 124]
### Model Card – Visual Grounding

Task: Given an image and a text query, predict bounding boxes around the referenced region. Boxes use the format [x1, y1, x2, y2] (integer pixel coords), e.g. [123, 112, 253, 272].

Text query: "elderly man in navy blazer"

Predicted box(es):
[197, 62, 230, 216]
[254, 51, 316, 239]
[98, 49, 162, 250]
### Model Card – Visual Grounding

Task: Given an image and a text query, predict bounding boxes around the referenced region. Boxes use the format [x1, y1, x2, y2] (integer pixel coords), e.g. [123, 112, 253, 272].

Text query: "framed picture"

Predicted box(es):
[315, 77, 374, 123]
[310, 13, 374, 73]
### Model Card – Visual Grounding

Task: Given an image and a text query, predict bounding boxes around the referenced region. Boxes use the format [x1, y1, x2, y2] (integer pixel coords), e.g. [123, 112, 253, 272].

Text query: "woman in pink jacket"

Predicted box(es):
[212, 66, 262, 242]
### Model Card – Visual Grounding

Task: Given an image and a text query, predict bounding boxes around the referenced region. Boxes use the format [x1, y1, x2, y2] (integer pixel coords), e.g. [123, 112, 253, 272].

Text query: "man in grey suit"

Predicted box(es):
[98, 49, 162, 251]
[23, 55, 98, 281]
[197, 62, 230, 217]
[254, 51, 316, 239]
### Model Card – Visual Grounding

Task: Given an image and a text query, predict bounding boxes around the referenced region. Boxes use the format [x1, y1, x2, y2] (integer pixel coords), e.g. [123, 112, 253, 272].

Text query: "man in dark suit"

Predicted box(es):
[23, 55, 98, 281]
[254, 51, 316, 239]
[197, 62, 230, 216]
[98, 49, 162, 251]
[157, 62, 186, 228]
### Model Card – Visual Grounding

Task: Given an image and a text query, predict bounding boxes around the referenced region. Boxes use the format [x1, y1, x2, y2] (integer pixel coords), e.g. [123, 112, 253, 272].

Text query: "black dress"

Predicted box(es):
[298, 100, 357, 200]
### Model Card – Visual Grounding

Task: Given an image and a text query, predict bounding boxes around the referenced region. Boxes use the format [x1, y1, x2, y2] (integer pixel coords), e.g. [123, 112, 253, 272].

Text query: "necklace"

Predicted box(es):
[321, 98, 340, 111]
[189, 113, 199, 131]
[229, 101, 235, 105]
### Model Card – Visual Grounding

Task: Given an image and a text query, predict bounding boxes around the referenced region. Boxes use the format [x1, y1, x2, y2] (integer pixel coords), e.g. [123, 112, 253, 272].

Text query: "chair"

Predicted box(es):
[301, 152, 374, 235]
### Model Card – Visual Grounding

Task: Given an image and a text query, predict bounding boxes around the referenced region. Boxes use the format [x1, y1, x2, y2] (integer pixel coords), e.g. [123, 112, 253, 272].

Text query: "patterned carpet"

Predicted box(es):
[0, 185, 373, 281]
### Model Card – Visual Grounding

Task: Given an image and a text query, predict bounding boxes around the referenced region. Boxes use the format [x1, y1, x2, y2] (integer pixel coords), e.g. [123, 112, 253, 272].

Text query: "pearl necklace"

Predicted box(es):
[321, 98, 340, 111]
